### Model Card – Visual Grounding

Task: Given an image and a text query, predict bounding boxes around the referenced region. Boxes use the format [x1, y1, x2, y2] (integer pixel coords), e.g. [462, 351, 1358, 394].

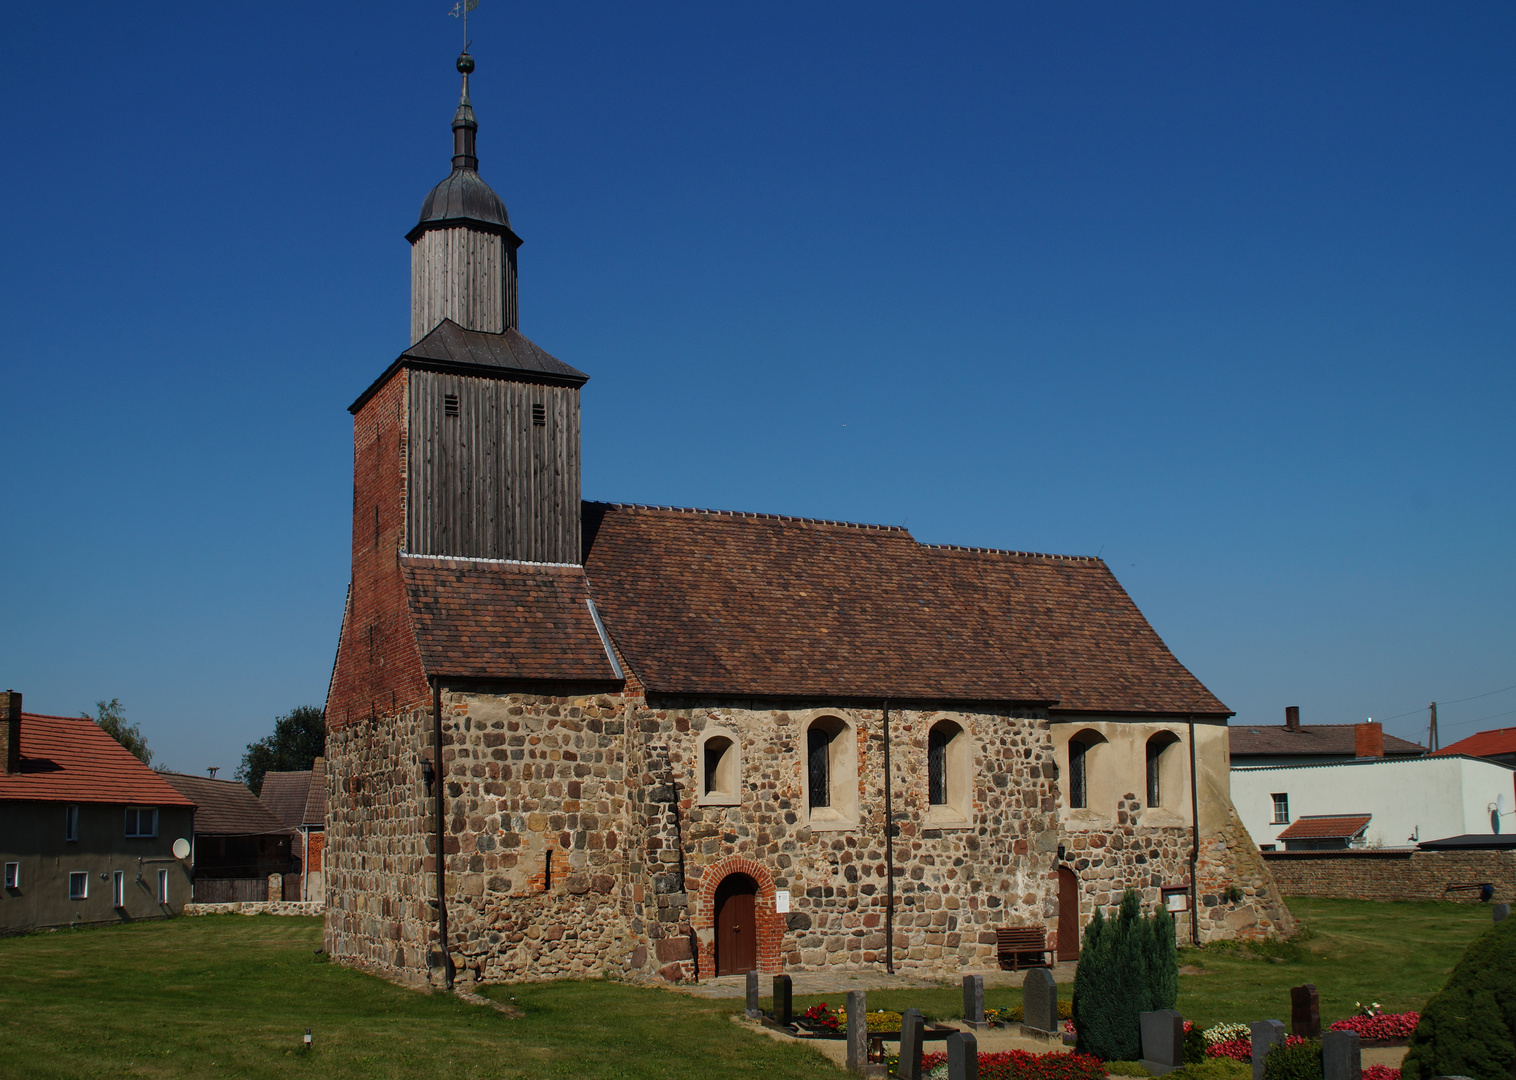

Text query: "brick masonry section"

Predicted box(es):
[1264, 849, 1516, 902]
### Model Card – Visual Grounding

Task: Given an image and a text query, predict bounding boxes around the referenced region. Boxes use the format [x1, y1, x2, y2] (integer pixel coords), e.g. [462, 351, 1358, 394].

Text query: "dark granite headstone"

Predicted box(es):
[1251, 1020, 1285, 1080]
[947, 1030, 979, 1080]
[773, 974, 793, 1026]
[1140, 1009, 1186, 1076]
[846, 989, 867, 1072]
[1494, 903, 1510, 924]
[745, 970, 760, 1019]
[1323, 1030, 1362, 1080]
[1023, 968, 1059, 1033]
[1291, 984, 1321, 1039]
[899, 1008, 926, 1080]
[962, 974, 986, 1029]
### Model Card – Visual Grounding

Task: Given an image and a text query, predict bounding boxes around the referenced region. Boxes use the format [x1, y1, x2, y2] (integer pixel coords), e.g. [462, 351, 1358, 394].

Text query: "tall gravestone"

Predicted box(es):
[846, 989, 867, 1072]
[962, 974, 986, 1029]
[1023, 968, 1059, 1033]
[947, 1031, 979, 1080]
[1140, 1009, 1186, 1076]
[1251, 1020, 1285, 1080]
[1323, 1030, 1362, 1080]
[745, 970, 760, 1019]
[898, 1008, 926, 1080]
[1291, 984, 1321, 1039]
[772, 974, 793, 1026]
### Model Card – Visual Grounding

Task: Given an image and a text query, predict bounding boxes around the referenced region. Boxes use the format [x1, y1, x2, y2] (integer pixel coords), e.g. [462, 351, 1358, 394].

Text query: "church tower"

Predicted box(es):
[347, 51, 587, 571]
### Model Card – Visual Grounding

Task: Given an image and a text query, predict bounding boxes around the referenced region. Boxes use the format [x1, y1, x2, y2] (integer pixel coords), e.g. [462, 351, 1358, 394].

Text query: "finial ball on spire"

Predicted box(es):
[457, 52, 475, 75]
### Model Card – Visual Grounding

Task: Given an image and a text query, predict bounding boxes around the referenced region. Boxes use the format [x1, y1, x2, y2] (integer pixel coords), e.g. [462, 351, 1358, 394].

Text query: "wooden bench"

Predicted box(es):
[996, 926, 1052, 971]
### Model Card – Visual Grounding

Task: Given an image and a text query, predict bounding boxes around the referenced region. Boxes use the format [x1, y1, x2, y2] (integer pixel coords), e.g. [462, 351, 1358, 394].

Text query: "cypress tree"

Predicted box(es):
[1107, 889, 1147, 1059]
[1149, 901, 1179, 1011]
[1074, 906, 1113, 1058]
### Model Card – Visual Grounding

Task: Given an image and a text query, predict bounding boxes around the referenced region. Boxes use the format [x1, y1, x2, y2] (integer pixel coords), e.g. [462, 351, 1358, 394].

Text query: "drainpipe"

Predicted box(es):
[883, 700, 894, 974]
[432, 677, 453, 989]
[1187, 715, 1200, 946]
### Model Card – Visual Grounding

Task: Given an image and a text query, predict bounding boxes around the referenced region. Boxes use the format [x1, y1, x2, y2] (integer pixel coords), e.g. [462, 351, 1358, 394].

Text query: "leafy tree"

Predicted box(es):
[82, 698, 152, 766]
[236, 706, 326, 794]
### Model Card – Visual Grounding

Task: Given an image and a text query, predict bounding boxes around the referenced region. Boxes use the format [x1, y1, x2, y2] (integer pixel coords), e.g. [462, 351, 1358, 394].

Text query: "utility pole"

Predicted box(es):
[1429, 702, 1438, 752]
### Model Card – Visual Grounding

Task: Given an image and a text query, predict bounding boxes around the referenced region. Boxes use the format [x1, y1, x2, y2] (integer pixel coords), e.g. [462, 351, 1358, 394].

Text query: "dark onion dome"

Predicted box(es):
[407, 52, 521, 246]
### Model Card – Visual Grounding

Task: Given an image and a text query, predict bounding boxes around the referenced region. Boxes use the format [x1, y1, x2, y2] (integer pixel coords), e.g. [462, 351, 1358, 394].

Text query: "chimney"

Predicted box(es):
[1355, 721, 1385, 759]
[1, 690, 20, 774]
[1285, 705, 1301, 732]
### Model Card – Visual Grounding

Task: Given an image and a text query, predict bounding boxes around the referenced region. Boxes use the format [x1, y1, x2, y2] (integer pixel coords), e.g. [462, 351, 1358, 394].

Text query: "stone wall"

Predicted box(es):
[1263, 849, 1516, 902]
[184, 901, 325, 917]
[1194, 805, 1296, 941]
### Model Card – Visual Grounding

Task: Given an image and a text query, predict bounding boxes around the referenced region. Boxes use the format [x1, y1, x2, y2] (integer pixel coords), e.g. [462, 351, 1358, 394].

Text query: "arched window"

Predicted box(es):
[803, 715, 857, 829]
[698, 728, 741, 806]
[926, 719, 972, 826]
[1069, 739, 1089, 809]
[1145, 731, 1182, 811]
[1066, 729, 1108, 813]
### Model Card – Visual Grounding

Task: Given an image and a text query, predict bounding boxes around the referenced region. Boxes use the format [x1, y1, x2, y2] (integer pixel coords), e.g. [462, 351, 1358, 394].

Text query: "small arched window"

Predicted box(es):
[698, 728, 741, 806]
[1066, 729, 1108, 813]
[803, 715, 857, 829]
[926, 718, 972, 826]
[1145, 731, 1182, 811]
[928, 726, 949, 806]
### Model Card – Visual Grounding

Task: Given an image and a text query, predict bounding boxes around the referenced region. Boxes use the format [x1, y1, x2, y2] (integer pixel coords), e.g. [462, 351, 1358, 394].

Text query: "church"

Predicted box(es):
[323, 51, 1293, 988]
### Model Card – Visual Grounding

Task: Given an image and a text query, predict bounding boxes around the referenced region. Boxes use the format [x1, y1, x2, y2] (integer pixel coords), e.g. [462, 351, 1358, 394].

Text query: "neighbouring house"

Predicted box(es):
[321, 50, 1294, 989]
[1434, 727, 1516, 769]
[1231, 753, 1516, 851]
[1229, 707, 1425, 768]
[258, 759, 327, 902]
[0, 691, 195, 932]
[159, 772, 295, 902]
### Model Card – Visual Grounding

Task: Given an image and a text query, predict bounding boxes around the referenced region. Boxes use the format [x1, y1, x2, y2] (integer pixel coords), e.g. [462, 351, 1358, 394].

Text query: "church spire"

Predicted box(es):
[408, 49, 522, 343]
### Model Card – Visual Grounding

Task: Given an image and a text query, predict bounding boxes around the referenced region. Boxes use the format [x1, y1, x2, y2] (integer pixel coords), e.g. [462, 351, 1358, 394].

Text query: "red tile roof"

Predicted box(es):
[259, 759, 326, 829]
[0, 714, 194, 806]
[1433, 727, 1516, 759]
[159, 773, 291, 836]
[579, 503, 1229, 712]
[1231, 724, 1425, 758]
[401, 556, 619, 682]
[1276, 814, 1372, 841]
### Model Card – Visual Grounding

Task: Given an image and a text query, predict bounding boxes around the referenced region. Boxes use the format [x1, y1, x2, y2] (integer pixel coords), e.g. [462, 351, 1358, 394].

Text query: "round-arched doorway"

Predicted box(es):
[713, 872, 759, 975]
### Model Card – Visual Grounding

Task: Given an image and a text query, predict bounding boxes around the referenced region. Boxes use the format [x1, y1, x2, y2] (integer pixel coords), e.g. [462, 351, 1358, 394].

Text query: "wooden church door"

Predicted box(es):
[1056, 867, 1080, 961]
[714, 873, 758, 975]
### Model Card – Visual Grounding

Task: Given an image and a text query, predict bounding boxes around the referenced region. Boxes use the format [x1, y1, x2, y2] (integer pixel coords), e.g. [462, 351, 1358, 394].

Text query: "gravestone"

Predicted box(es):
[1323, 1029, 1362, 1080]
[1023, 968, 1059, 1033]
[898, 1008, 926, 1080]
[1291, 984, 1321, 1039]
[773, 974, 793, 1026]
[1250, 1020, 1285, 1080]
[846, 989, 867, 1072]
[947, 1031, 979, 1080]
[1140, 1009, 1186, 1076]
[745, 970, 760, 1019]
[1494, 903, 1510, 924]
[962, 974, 986, 1029]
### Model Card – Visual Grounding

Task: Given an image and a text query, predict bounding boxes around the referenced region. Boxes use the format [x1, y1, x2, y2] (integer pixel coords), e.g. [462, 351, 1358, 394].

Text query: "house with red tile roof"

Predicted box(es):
[320, 52, 1294, 989]
[1, 692, 196, 931]
[1434, 727, 1516, 768]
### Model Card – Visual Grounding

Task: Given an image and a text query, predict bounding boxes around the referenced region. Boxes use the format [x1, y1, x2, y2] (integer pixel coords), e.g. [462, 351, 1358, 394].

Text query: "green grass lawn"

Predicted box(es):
[0, 898, 1495, 1079]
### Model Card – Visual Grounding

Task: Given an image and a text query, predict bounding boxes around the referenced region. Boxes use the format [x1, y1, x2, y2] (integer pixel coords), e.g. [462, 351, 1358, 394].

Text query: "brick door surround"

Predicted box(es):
[693, 856, 782, 978]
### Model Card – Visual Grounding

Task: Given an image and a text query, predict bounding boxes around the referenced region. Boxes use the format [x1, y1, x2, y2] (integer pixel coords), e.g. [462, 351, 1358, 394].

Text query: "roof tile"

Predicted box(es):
[1276, 814, 1372, 841]
[159, 773, 291, 836]
[0, 714, 194, 806]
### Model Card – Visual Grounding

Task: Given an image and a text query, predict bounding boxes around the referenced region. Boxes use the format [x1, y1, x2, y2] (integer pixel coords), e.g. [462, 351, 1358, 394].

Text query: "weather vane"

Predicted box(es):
[449, 0, 479, 52]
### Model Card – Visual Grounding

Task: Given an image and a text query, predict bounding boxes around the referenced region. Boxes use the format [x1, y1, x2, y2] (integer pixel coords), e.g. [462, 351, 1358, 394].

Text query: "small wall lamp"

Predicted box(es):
[421, 760, 435, 796]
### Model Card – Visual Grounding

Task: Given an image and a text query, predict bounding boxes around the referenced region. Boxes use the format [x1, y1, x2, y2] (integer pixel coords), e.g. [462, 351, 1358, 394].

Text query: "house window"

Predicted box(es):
[125, 807, 158, 838]
[65, 804, 79, 842]
[112, 870, 125, 908]
[3, 862, 17, 889]
[158, 868, 170, 904]
[803, 715, 858, 829]
[69, 871, 88, 900]
[1272, 793, 1289, 825]
[699, 728, 741, 805]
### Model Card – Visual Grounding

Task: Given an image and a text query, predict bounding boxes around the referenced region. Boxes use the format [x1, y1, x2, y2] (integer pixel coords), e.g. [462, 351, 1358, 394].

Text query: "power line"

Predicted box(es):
[1439, 682, 1516, 707]
[1438, 706, 1516, 732]
[1377, 681, 1516, 725]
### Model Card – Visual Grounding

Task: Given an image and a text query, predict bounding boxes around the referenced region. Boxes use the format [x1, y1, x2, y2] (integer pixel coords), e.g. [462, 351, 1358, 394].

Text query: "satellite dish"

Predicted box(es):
[172, 837, 191, 860]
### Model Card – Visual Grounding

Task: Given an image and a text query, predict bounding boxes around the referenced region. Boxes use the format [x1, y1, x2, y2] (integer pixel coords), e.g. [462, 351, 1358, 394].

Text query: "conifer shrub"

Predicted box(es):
[1073, 888, 1182, 1061]
[1262, 1039, 1322, 1080]
[1400, 916, 1516, 1080]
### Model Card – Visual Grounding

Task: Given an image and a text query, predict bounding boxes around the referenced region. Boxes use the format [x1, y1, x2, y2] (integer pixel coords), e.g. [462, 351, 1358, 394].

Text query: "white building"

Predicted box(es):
[1232, 754, 1516, 851]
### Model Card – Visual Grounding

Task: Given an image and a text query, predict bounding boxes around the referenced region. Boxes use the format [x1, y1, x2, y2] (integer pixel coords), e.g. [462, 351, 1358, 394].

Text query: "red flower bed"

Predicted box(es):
[1329, 1013, 1419, 1041]
[1362, 1067, 1400, 1080]
[919, 1049, 1106, 1080]
[801, 1002, 841, 1033]
[1206, 1035, 1310, 1062]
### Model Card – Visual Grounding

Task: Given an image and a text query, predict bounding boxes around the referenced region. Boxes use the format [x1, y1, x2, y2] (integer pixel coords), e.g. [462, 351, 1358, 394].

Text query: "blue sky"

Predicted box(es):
[2, 2, 1512, 774]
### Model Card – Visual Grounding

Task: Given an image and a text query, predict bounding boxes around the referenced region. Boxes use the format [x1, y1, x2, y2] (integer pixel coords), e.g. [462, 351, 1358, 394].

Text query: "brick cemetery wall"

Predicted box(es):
[1263, 849, 1516, 902]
